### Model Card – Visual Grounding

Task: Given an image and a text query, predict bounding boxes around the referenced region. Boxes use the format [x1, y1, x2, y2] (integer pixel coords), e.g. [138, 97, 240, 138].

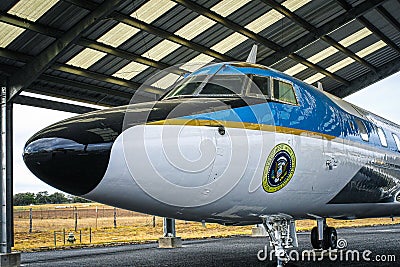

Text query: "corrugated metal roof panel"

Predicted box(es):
[7, 32, 55, 56]
[364, 10, 400, 47]
[38, 2, 89, 32]
[296, 0, 344, 28]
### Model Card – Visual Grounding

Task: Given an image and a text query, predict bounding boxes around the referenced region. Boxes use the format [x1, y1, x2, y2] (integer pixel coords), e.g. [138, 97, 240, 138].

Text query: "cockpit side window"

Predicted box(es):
[272, 79, 297, 105]
[392, 133, 400, 152]
[199, 75, 246, 95]
[248, 75, 270, 97]
[165, 75, 207, 98]
[354, 118, 369, 142]
[377, 127, 388, 147]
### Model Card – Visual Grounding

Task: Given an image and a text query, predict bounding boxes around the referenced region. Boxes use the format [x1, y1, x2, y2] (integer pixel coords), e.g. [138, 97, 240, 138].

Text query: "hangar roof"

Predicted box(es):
[0, 0, 399, 113]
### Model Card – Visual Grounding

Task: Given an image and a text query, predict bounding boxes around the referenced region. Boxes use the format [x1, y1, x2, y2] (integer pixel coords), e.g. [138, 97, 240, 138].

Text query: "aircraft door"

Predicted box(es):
[321, 107, 345, 192]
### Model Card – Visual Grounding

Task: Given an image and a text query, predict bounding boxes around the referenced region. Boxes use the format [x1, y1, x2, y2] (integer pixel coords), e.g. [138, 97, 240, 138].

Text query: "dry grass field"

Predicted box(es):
[12, 203, 400, 251]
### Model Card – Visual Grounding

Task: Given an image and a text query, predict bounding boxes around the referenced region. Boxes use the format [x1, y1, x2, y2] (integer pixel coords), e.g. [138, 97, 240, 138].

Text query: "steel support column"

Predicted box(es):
[0, 85, 12, 253]
[163, 218, 176, 237]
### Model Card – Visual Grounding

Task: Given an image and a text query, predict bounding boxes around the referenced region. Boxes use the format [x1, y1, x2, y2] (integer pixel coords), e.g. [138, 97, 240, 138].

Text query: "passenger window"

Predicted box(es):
[249, 76, 270, 96]
[273, 79, 297, 104]
[377, 127, 387, 147]
[393, 134, 400, 151]
[354, 119, 369, 142]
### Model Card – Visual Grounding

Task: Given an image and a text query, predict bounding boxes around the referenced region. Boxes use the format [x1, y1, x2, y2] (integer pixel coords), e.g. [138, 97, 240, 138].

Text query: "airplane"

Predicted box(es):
[23, 46, 400, 266]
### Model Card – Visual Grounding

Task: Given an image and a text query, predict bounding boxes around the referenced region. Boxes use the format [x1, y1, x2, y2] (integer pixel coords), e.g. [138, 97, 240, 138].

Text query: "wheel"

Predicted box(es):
[322, 227, 337, 249]
[311, 227, 322, 249]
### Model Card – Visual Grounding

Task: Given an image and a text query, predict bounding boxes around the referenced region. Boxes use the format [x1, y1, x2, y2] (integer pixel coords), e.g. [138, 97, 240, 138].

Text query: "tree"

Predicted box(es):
[48, 192, 68, 204]
[35, 191, 51, 204]
[13, 192, 36, 206]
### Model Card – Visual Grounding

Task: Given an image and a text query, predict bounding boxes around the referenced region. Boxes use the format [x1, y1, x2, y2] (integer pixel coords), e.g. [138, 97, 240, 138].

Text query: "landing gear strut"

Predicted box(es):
[261, 214, 298, 267]
[310, 218, 337, 249]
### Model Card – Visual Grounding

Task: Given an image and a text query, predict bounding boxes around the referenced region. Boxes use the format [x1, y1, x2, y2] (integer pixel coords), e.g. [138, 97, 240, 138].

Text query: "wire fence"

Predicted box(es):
[13, 206, 160, 233]
[14, 207, 141, 220]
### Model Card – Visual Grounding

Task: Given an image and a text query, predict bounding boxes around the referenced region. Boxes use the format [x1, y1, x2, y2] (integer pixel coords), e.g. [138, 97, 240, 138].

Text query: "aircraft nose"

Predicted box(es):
[23, 137, 113, 195]
[22, 107, 126, 196]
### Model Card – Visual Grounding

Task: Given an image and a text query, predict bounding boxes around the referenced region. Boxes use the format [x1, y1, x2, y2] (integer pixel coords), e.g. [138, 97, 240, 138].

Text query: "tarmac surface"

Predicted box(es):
[21, 224, 400, 267]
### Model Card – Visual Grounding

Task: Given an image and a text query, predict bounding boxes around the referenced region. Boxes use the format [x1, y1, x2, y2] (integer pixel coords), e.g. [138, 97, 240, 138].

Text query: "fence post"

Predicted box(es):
[89, 227, 92, 243]
[95, 206, 98, 229]
[74, 207, 78, 231]
[79, 230, 82, 243]
[113, 207, 117, 228]
[54, 231, 57, 248]
[29, 208, 32, 233]
[63, 229, 65, 245]
[152, 216, 156, 227]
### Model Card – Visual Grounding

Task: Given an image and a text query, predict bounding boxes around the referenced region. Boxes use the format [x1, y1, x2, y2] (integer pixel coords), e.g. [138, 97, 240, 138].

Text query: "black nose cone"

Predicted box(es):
[23, 137, 113, 195]
[23, 107, 126, 196]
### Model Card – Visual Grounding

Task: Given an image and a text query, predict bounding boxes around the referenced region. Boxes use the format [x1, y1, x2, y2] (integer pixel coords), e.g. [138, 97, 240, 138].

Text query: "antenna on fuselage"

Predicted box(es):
[317, 81, 324, 91]
[246, 44, 258, 63]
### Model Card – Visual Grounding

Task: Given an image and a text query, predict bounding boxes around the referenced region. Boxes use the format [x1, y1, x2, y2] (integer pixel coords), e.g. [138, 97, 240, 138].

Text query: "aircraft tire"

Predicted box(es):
[310, 227, 322, 249]
[322, 227, 337, 249]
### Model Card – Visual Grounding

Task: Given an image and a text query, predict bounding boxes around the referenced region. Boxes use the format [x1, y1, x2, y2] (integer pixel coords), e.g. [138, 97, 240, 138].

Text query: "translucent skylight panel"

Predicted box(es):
[338, 28, 372, 47]
[282, 28, 373, 76]
[66, 48, 106, 69]
[97, 23, 140, 47]
[175, 16, 216, 40]
[181, 54, 215, 72]
[211, 0, 250, 17]
[283, 0, 312, 12]
[304, 73, 325, 84]
[284, 64, 307, 75]
[131, 0, 176, 24]
[8, 0, 58, 22]
[142, 40, 181, 61]
[2, 0, 58, 48]
[326, 58, 355, 73]
[211, 33, 248, 54]
[245, 10, 284, 33]
[307, 47, 339, 64]
[113, 62, 148, 80]
[0, 23, 25, 48]
[356, 40, 386, 58]
[303, 40, 387, 84]
[152, 73, 181, 89]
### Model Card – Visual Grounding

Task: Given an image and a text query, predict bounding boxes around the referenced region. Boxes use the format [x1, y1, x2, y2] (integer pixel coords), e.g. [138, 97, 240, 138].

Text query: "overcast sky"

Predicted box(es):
[13, 71, 400, 194]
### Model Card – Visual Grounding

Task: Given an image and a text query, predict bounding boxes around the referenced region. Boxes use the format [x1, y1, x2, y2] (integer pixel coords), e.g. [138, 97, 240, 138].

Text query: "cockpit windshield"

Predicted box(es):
[162, 63, 298, 105]
[163, 64, 249, 99]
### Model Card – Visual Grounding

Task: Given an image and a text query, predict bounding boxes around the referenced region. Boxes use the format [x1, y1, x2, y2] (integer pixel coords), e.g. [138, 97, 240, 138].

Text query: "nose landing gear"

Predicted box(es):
[310, 218, 337, 249]
[261, 214, 298, 267]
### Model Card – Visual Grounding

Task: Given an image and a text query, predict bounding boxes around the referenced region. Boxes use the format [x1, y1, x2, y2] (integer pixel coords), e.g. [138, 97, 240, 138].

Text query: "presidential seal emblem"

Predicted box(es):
[262, 143, 296, 193]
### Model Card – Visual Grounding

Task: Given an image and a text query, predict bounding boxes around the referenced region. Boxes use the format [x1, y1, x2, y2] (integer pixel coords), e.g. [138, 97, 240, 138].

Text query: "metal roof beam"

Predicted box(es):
[63, 0, 234, 62]
[287, 54, 349, 85]
[25, 84, 124, 107]
[171, 0, 281, 51]
[0, 14, 184, 75]
[39, 74, 133, 99]
[335, 0, 400, 54]
[358, 17, 400, 54]
[0, 48, 135, 99]
[330, 56, 400, 98]
[172, 0, 348, 85]
[13, 95, 98, 114]
[7, 0, 125, 101]
[377, 6, 400, 33]
[261, 0, 387, 66]
[260, 0, 377, 72]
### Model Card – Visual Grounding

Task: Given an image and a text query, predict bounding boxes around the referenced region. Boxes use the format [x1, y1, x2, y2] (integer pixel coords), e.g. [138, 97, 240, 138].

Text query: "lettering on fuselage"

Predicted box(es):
[262, 143, 296, 193]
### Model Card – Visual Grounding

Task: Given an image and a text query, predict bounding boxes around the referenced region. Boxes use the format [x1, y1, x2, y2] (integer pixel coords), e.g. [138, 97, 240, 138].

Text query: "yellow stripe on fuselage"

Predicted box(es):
[147, 118, 336, 141]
